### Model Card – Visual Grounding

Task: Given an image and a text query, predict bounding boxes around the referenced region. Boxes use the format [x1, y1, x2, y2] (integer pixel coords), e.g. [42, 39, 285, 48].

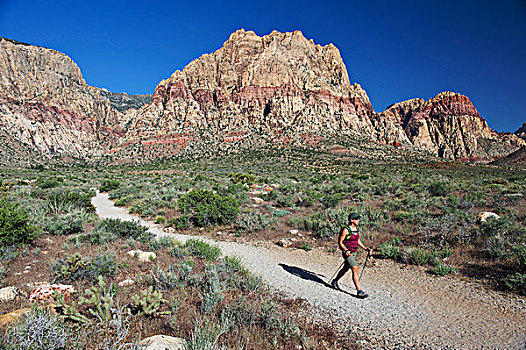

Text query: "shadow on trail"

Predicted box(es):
[278, 263, 359, 298]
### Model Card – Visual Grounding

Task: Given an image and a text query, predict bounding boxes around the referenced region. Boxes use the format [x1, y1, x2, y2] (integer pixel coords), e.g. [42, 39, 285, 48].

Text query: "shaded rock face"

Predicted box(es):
[378, 92, 525, 160]
[0, 37, 123, 160]
[515, 122, 526, 140]
[123, 29, 375, 144]
[99, 89, 152, 113]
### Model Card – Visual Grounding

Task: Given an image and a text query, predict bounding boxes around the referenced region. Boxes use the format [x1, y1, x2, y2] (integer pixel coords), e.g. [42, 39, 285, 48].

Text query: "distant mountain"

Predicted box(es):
[0, 31, 524, 164]
[99, 89, 152, 113]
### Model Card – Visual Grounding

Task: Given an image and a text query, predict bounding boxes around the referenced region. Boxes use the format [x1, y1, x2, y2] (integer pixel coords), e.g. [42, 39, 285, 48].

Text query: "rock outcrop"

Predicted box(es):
[515, 122, 526, 140]
[99, 89, 152, 113]
[0, 37, 123, 160]
[0, 32, 523, 163]
[377, 92, 525, 160]
[123, 29, 375, 145]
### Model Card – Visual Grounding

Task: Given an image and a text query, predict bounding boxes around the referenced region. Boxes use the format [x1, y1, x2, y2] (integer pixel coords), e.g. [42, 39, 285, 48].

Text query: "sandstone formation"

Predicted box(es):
[377, 92, 525, 160]
[123, 29, 375, 145]
[0, 37, 123, 161]
[0, 32, 523, 164]
[515, 122, 526, 140]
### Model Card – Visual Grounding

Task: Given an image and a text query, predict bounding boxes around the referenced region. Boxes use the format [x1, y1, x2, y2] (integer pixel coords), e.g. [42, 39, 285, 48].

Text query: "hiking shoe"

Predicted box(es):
[331, 279, 341, 290]
[357, 290, 368, 298]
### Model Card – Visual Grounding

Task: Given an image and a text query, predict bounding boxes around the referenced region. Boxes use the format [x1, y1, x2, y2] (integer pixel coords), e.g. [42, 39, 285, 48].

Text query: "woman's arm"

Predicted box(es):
[339, 227, 349, 252]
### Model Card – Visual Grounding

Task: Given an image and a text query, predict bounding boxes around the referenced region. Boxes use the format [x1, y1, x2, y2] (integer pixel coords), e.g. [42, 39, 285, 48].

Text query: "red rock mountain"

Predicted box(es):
[0, 31, 524, 163]
[0, 37, 123, 162]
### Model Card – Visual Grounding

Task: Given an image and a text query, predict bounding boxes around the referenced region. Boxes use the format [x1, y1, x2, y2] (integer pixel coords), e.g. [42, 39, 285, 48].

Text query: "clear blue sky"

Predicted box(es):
[1, 0, 525, 132]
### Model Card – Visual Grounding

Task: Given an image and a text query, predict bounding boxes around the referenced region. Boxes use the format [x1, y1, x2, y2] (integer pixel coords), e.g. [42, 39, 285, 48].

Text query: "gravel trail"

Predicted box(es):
[92, 192, 526, 349]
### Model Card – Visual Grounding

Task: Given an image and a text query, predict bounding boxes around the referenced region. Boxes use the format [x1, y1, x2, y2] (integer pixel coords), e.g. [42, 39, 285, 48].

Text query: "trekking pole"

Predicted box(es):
[359, 249, 372, 282]
[329, 260, 345, 283]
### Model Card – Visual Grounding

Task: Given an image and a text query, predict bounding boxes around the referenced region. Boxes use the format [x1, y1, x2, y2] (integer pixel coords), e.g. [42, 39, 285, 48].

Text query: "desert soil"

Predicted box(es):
[92, 192, 526, 349]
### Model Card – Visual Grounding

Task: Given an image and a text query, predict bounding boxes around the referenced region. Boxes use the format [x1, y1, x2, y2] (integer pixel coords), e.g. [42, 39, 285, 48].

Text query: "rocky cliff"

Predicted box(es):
[515, 122, 526, 140]
[123, 29, 375, 145]
[0, 37, 123, 160]
[377, 92, 525, 160]
[0, 32, 523, 164]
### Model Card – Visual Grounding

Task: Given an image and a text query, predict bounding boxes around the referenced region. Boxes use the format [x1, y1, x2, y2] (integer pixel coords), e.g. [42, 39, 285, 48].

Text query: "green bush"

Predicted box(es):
[36, 176, 63, 189]
[428, 181, 449, 197]
[178, 189, 239, 227]
[237, 210, 273, 232]
[41, 211, 86, 236]
[502, 273, 526, 295]
[99, 179, 120, 192]
[432, 263, 457, 276]
[185, 239, 221, 261]
[0, 198, 36, 246]
[402, 247, 431, 266]
[91, 218, 152, 242]
[378, 237, 401, 259]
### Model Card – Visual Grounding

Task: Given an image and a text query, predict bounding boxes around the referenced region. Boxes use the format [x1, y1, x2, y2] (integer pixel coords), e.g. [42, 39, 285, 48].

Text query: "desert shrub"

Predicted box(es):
[432, 263, 457, 276]
[156, 215, 166, 224]
[237, 210, 273, 232]
[0, 198, 37, 246]
[298, 195, 315, 207]
[87, 252, 119, 282]
[99, 179, 120, 192]
[91, 218, 152, 242]
[170, 215, 191, 230]
[178, 189, 239, 227]
[300, 243, 313, 251]
[46, 188, 95, 212]
[402, 247, 432, 266]
[41, 210, 87, 236]
[229, 172, 256, 184]
[148, 265, 182, 290]
[321, 193, 342, 208]
[275, 193, 294, 208]
[148, 236, 178, 250]
[512, 243, 526, 269]
[185, 239, 221, 261]
[1, 307, 67, 350]
[52, 251, 118, 283]
[501, 273, 526, 295]
[291, 207, 349, 238]
[273, 209, 291, 217]
[186, 317, 231, 350]
[378, 237, 401, 259]
[36, 176, 63, 189]
[428, 181, 449, 197]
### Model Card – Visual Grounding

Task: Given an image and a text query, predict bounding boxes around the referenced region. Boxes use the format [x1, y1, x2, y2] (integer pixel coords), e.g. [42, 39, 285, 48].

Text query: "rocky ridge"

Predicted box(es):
[99, 89, 152, 113]
[515, 122, 526, 140]
[0, 31, 524, 163]
[0, 37, 123, 160]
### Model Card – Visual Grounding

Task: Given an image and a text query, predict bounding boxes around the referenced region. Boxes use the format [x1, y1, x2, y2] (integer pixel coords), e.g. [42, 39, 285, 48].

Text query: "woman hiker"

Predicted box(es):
[330, 212, 373, 298]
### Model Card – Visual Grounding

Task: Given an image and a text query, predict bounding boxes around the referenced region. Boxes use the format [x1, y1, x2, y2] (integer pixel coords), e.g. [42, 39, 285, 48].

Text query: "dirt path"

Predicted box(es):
[92, 192, 526, 349]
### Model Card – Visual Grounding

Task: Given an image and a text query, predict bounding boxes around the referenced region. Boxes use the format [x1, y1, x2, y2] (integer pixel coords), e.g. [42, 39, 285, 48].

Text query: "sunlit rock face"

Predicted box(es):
[377, 92, 525, 160]
[0, 37, 123, 159]
[123, 29, 375, 143]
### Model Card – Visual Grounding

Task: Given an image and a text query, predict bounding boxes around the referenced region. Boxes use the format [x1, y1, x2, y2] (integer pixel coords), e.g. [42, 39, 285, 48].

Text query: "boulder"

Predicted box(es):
[0, 308, 30, 329]
[118, 279, 135, 287]
[127, 249, 156, 263]
[29, 284, 76, 302]
[0, 286, 18, 302]
[477, 212, 500, 223]
[139, 335, 187, 350]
